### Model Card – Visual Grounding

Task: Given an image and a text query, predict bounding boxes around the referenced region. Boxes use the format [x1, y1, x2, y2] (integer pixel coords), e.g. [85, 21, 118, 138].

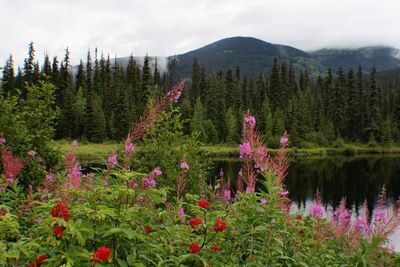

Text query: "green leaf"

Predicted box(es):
[117, 259, 128, 267]
[127, 254, 136, 265]
[102, 227, 124, 238]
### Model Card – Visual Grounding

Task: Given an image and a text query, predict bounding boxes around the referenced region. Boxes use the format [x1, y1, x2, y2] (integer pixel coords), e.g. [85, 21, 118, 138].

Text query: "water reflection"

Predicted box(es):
[212, 155, 400, 214]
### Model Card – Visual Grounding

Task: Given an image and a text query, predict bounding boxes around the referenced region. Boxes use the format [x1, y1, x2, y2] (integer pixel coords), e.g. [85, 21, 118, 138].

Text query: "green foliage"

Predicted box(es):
[0, 81, 62, 187]
[139, 107, 210, 195]
[224, 108, 239, 144]
[0, 160, 397, 266]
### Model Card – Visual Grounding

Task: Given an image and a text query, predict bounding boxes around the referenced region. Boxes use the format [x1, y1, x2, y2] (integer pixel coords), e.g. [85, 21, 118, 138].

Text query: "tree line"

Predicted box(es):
[2, 43, 400, 146]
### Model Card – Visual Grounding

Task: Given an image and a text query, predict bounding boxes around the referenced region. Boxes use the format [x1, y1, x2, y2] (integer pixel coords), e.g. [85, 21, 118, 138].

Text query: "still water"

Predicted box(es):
[212, 155, 400, 250]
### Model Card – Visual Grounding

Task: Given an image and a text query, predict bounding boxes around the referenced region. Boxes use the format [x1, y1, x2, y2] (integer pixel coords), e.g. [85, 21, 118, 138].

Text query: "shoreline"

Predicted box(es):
[51, 141, 400, 162]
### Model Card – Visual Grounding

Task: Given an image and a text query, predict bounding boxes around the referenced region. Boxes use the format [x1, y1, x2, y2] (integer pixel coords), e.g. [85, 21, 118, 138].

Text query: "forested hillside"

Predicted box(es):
[2, 42, 400, 146]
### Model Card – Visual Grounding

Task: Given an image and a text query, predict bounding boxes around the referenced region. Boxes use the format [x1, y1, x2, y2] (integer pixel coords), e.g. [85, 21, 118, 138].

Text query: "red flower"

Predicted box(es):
[145, 226, 152, 234]
[214, 219, 227, 232]
[27, 263, 35, 267]
[50, 203, 70, 222]
[189, 243, 201, 253]
[296, 214, 302, 221]
[198, 199, 210, 209]
[35, 255, 47, 266]
[211, 245, 221, 252]
[53, 225, 64, 238]
[92, 246, 111, 264]
[189, 217, 203, 229]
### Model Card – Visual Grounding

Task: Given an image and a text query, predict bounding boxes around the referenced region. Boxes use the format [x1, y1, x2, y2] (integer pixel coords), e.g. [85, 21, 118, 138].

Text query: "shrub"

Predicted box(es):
[0, 81, 62, 188]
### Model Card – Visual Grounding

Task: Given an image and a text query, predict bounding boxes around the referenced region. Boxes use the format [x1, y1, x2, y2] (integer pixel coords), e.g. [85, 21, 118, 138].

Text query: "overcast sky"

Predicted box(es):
[1, 0, 400, 66]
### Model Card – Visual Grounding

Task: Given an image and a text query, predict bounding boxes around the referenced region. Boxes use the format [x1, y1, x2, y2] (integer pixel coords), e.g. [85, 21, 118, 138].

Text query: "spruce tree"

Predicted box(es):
[23, 42, 35, 85]
[140, 55, 151, 113]
[270, 58, 282, 110]
[113, 66, 130, 140]
[225, 67, 234, 108]
[225, 107, 238, 144]
[367, 66, 381, 141]
[153, 58, 161, 86]
[51, 56, 60, 88]
[41, 54, 52, 80]
[191, 58, 201, 103]
[75, 60, 86, 93]
[2, 55, 15, 96]
[345, 68, 359, 140]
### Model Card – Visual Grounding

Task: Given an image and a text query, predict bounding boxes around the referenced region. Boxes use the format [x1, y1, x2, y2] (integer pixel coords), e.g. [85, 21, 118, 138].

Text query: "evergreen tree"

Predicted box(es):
[225, 107, 239, 144]
[367, 66, 381, 141]
[75, 60, 86, 93]
[2, 55, 15, 96]
[126, 55, 141, 121]
[270, 58, 282, 110]
[345, 68, 359, 140]
[225, 67, 234, 108]
[205, 72, 226, 142]
[153, 58, 161, 85]
[191, 58, 201, 103]
[140, 55, 152, 113]
[23, 42, 35, 86]
[113, 66, 130, 140]
[51, 56, 60, 88]
[56, 47, 74, 138]
[41, 54, 52, 80]
[260, 97, 273, 138]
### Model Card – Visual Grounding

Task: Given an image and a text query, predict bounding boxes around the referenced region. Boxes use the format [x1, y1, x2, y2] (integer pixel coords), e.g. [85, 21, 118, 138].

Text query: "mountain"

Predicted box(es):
[309, 46, 400, 72]
[170, 36, 324, 78]
[108, 37, 400, 79]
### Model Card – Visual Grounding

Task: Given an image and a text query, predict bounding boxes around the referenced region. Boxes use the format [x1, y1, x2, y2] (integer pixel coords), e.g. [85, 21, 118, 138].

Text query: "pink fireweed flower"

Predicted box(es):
[279, 189, 289, 197]
[27, 150, 37, 157]
[127, 178, 138, 189]
[224, 189, 231, 203]
[332, 204, 351, 228]
[124, 142, 135, 156]
[244, 114, 256, 128]
[166, 82, 184, 103]
[373, 209, 386, 226]
[142, 176, 156, 188]
[245, 186, 255, 193]
[255, 147, 267, 162]
[254, 163, 265, 173]
[66, 163, 82, 189]
[174, 90, 182, 102]
[152, 166, 162, 177]
[219, 168, 224, 177]
[354, 216, 371, 236]
[310, 201, 324, 218]
[238, 169, 243, 177]
[107, 152, 117, 169]
[239, 142, 252, 158]
[180, 161, 189, 171]
[280, 131, 289, 148]
[178, 207, 186, 223]
[261, 198, 268, 205]
[45, 173, 54, 182]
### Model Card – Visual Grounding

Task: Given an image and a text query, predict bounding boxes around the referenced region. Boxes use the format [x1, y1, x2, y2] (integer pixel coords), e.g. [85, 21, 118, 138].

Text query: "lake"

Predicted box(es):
[212, 155, 400, 250]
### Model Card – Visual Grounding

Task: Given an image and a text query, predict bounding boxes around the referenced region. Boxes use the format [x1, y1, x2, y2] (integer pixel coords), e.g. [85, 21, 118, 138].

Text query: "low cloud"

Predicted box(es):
[1, 0, 400, 67]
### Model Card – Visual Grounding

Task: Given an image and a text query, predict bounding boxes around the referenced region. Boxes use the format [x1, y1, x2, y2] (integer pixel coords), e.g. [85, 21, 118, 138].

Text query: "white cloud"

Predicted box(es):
[1, 0, 400, 67]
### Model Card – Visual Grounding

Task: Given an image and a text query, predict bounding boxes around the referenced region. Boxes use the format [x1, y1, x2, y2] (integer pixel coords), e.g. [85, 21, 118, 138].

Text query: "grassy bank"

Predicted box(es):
[51, 140, 400, 162]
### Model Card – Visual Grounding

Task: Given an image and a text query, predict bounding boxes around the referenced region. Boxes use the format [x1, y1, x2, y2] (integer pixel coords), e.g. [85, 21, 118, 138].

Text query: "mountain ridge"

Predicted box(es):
[111, 36, 400, 78]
